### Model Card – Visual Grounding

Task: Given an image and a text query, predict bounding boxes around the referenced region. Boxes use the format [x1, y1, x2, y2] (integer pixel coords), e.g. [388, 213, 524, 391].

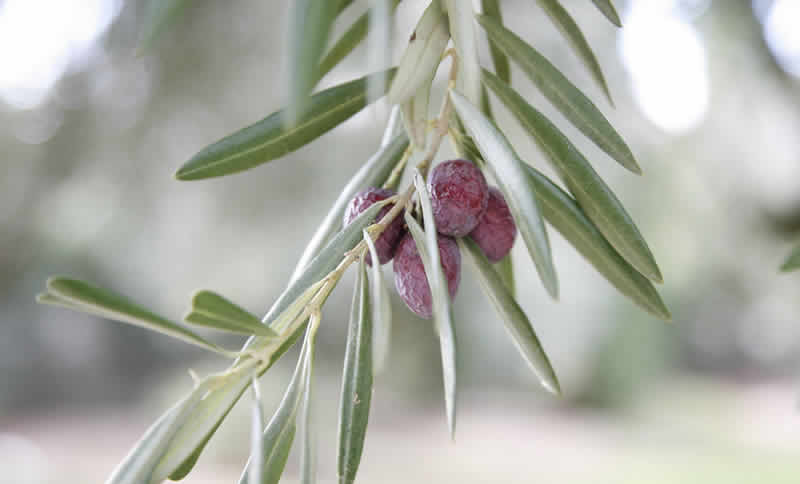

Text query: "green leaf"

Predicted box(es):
[290, 133, 409, 282]
[480, 0, 510, 83]
[387, 0, 449, 106]
[524, 164, 670, 320]
[408, 172, 457, 438]
[176, 70, 396, 180]
[444, 0, 481, 105]
[401, 68, 436, 148]
[367, 0, 393, 103]
[476, 14, 640, 174]
[338, 259, 374, 484]
[482, 70, 662, 283]
[239, 330, 315, 484]
[494, 253, 515, 297]
[459, 238, 560, 394]
[137, 0, 190, 54]
[299, 319, 319, 484]
[318, 0, 402, 85]
[591, 0, 622, 28]
[363, 229, 392, 375]
[105, 380, 210, 484]
[286, 0, 342, 125]
[449, 89, 558, 299]
[535, 0, 613, 105]
[781, 245, 800, 272]
[184, 291, 277, 337]
[248, 383, 266, 484]
[39, 277, 228, 356]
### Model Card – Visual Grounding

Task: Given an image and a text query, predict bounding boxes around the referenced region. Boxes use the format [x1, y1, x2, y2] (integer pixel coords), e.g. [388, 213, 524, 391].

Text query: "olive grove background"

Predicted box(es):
[3, 0, 800, 482]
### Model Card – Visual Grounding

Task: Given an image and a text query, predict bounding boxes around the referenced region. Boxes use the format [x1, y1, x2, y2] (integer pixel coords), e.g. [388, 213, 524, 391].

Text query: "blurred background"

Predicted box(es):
[2, 0, 800, 482]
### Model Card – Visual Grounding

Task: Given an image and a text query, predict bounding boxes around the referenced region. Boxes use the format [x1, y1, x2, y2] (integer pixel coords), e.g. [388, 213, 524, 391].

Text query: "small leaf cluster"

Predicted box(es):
[38, 1, 670, 483]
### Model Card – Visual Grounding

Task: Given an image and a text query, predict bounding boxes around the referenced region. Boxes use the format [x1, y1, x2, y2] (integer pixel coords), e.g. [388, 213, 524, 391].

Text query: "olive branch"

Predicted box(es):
[37, 1, 670, 483]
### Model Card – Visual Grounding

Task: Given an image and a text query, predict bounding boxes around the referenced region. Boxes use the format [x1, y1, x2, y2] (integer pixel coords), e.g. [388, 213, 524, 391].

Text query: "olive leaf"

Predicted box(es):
[286, 0, 341, 125]
[367, 0, 393, 103]
[387, 0, 449, 106]
[338, 259, 374, 484]
[38, 277, 230, 356]
[176, 70, 396, 180]
[591, 0, 622, 27]
[104, 380, 211, 484]
[443, 0, 481, 105]
[482, 70, 662, 283]
[248, 382, 266, 484]
[449, 89, 558, 299]
[535, 0, 613, 105]
[480, 0, 510, 83]
[299, 318, 319, 484]
[184, 291, 277, 337]
[238, 327, 316, 484]
[363, 229, 393, 375]
[780, 245, 800, 272]
[291, 133, 408, 282]
[318, 12, 370, 83]
[401, 68, 436, 148]
[408, 172, 457, 438]
[495, 253, 515, 297]
[459, 238, 560, 394]
[524, 164, 671, 320]
[476, 14, 640, 174]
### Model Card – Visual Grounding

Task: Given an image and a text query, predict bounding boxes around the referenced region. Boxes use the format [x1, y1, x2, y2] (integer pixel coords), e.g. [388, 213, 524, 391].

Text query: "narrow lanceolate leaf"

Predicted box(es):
[401, 68, 436, 148]
[319, 12, 369, 84]
[137, 0, 190, 53]
[248, 383, 265, 484]
[387, 0, 449, 106]
[239, 330, 315, 484]
[535, 0, 613, 104]
[363, 229, 392, 375]
[476, 14, 640, 174]
[449, 89, 558, 299]
[367, 0, 393, 103]
[495, 253, 515, 297]
[780, 245, 800, 272]
[591, 0, 622, 27]
[444, 0, 481, 105]
[286, 0, 342, 125]
[524, 165, 670, 320]
[105, 381, 209, 484]
[459, 238, 560, 394]
[184, 291, 277, 337]
[291, 133, 409, 282]
[39, 278, 227, 356]
[176, 70, 395, 180]
[409, 172, 457, 438]
[338, 260, 374, 484]
[483, 70, 662, 282]
[480, 0, 510, 83]
[299, 316, 320, 484]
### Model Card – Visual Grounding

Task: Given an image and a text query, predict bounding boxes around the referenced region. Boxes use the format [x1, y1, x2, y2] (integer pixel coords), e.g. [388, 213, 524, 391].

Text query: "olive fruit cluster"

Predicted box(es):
[343, 160, 517, 318]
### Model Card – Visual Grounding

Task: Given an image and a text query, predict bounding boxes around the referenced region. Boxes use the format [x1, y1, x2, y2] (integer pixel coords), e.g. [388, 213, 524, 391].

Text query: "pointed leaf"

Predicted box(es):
[459, 238, 560, 394]
[483, 70, 662, 282]
[363, 229, 392, 375]
[176, 70, 396, 180]
[105, 381, 210, 484]
[495, 253, 515, 297]
[291, 133, 409, 282]
[248, 383, 265, 484]
[408, 172, 457, 437]
[286, 0, 341, 125]
[41, 277, 227, 355]
[449, 89, 558, 299]
[591, 0, 622, 27]
[476, 14, 640, 174]
[535, 0, 613, 104]
[444, 0, 481, 105]
[239, 329, 315, 484]
[185, 291, 277, 337]
[525, 164, 670, 320]
[781, 245, 800, 272]
[387, 0, 449, 106]
[480, 0, 510, 83]
[137, 0, 190, 54]
[338, 259, 373, 484]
